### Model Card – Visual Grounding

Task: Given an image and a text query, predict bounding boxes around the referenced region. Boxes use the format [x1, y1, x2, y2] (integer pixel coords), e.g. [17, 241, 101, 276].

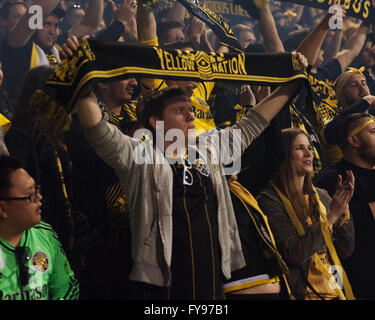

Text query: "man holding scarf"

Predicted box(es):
[69, 40, 308, 298]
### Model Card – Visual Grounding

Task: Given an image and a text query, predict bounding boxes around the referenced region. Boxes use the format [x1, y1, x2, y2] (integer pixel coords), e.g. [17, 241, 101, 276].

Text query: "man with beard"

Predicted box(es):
[315, 111, 375, 299]
[335, 69, 372, 108]
[318, 67, 374, 164]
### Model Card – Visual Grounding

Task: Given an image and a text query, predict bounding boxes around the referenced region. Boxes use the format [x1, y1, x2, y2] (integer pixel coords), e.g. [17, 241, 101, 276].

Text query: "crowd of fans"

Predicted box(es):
[0, 0, 375, 301]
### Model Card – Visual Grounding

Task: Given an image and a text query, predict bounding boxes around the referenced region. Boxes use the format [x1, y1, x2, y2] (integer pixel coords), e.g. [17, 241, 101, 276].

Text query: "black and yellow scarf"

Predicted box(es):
[229, 180, 294, 299]
[235, 0, 374, 23]
[54, 147, 75, 253]
[101, 102, 137, 135]
[176, 0, 243, 52]
[139, 0, 243, 51]
[270, 181, 355, 300]
[30, 39, 307, 130]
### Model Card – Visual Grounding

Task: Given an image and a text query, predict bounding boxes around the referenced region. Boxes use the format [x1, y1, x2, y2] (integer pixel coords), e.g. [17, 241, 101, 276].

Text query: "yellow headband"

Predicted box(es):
[335, 66, 366, 99]
[283, 10, 297, 19]
[348, 118, 375, 137]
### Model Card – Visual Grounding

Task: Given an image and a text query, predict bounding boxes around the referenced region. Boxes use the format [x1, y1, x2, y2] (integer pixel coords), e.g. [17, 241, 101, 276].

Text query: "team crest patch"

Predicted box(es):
[32, 252, 49, 272]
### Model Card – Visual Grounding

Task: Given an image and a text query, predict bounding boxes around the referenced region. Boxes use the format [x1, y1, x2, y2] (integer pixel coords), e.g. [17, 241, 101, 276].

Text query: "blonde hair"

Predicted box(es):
[334, 67, 366, 106]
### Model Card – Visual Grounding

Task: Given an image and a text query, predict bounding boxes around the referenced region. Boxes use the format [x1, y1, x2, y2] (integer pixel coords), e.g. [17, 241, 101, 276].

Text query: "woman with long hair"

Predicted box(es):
[4, 65, 75, 256]
[257, 128, 356, 300]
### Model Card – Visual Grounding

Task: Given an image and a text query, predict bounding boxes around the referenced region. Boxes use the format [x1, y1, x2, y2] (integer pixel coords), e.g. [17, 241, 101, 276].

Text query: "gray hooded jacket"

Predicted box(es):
[83, 108, 269, 287]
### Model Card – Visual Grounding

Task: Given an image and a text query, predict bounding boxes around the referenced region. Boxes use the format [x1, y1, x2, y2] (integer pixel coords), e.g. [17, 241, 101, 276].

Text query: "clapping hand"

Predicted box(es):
[327, 170, 355, 224]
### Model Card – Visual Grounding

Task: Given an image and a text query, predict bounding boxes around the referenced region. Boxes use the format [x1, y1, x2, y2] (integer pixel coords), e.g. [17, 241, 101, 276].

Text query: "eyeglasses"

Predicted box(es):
[181, 157, 193, 186]
[15, 246, 31, 287]
[0, 185, 41, 203]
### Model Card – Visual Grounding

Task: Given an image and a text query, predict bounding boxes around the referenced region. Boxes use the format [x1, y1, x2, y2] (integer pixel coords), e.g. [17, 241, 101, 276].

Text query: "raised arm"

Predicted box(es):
[322, 29, 343, 63]
[107, 0, 137, 40]
[336, 20, 369, 70]
[7, 0, 61, 47]
[75, 91, 103, 128]
[216, 52, 309, 165]
[136, 2, 157, 42]
[164, 1, 185, 24]
[186, 16, 215, 51]
[259, 3, 284, 53]
[199, 27, 214, 52]
[251, 53, 307, 122]
[68, 0, 104, 38]
[252, 80, 302, 123]
[296, 12, 333, 66]
[59, 37, 104, 126]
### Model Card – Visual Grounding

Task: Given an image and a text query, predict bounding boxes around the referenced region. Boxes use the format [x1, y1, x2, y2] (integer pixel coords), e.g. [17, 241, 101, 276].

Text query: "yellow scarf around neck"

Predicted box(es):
[229, 180, 295, 299]
[270, 181, 355, 300]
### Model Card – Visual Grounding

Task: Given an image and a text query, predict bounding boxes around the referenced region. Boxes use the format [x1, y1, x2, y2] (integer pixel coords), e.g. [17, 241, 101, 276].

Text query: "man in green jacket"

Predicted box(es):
[0, 156, 79, 300]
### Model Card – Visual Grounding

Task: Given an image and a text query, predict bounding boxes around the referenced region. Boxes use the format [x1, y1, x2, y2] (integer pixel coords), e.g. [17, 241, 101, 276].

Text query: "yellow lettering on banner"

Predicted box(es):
[223, 21, 232, 35]
[175, 49, 184, 71]
[205, 1, 215, 12]
[238, 53, 247, 75]
[212, 62, 218, 73]
[218, 63, 224, 73]
[205, 0, 250, 17]
[231, 58, 238, 74]
[238, 5, 250, 16]
[363, 0, 370, 18]
[353, 0, 362, 14]
[223, 2, 229, 14]
[155, 47, 248, 78]
[223, 60, 229, 73]
[181, 57, 187, 71]
[154, 47, 165, 70]
[177, 56, 183, 71]
[229, 3, 236, 15]
[317, 0, 325, 4]
[217, 1, 223, 13]
[213, 1, 221, 13]
[189, 60, 196, 71]
[343, 0, 351, 9]
[219, 2, 226, 14]
[175, 56, 181, 70]
[228, 59, 232, 73]
[171, 52, 178, 70]
[164, 51, 172, 70]
[182, 59, 188, 71]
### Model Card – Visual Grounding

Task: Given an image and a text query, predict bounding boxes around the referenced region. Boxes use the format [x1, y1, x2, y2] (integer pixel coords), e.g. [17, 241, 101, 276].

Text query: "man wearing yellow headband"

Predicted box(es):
[322, 68, 375, 145]
[334, 67, 371, 109]
[316, 67, 375, 163]
[315, 113, 375, 299]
